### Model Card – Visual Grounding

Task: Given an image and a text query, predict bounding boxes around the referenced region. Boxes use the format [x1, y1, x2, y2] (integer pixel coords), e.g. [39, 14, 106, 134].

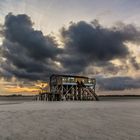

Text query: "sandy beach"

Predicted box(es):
[0, 99, 140, 140]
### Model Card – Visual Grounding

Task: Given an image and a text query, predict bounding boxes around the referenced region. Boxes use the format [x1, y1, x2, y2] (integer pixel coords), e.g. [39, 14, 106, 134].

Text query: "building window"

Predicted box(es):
[62, 78, 66, 82]
[88, 79, 92, 83]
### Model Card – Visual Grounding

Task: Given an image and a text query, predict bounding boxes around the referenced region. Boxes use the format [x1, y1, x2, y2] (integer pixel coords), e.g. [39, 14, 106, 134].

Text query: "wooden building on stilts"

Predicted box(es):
[36, 74, 99, 101]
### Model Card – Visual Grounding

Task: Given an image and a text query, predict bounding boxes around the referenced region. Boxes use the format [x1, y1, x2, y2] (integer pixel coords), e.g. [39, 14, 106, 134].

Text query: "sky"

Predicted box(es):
[0, 0, 140, 94]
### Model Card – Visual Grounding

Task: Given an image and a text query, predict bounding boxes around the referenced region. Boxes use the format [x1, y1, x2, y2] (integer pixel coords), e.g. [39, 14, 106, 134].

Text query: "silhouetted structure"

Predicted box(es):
[36, 74, 99, 101]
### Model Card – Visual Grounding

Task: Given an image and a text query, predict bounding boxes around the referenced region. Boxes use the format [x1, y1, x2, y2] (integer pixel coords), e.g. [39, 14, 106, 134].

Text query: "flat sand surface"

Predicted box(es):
[0, 99, 140, 140]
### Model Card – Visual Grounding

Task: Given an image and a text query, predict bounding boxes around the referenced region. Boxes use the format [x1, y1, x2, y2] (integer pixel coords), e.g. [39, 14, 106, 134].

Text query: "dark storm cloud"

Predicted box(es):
[97, 76, 140, 90]
[129, 56, 140, 70]
[0, 13, 62, 81]
[4, 13, 61, 60]
[0, 13, 140, 91]
[0, 24, 4, 37]
[60, 20, 140, 73]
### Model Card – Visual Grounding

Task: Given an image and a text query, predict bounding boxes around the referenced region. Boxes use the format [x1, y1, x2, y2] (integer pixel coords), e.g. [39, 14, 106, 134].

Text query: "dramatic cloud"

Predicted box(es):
[0, 13, 62, 81]
[60, 20, 140, 73]
[0, 13, 140, 90]
[97, 76, 140, 90]
[0, 24, 4, 37]
[4, 13, 62, 60]
[128, 56, 140, 70]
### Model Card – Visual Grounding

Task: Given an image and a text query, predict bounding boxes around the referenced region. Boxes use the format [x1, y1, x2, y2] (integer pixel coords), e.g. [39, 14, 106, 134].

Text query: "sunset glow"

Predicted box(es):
[0, 0, 140, 94]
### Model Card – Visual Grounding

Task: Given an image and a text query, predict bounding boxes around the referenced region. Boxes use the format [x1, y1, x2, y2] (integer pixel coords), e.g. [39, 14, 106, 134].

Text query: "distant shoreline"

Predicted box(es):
[99, 95, 140, 97]
[0, 95, 35, 101]
[99, 95, 140, 100]
[0, 94, 140, 101]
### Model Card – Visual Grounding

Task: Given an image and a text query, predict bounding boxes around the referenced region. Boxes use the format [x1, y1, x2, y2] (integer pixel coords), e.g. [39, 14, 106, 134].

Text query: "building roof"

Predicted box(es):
[50, 74, 93, 79]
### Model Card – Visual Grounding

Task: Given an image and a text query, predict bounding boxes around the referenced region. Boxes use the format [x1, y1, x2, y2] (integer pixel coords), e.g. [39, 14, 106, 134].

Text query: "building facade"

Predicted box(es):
[49, 74, 98, 101]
